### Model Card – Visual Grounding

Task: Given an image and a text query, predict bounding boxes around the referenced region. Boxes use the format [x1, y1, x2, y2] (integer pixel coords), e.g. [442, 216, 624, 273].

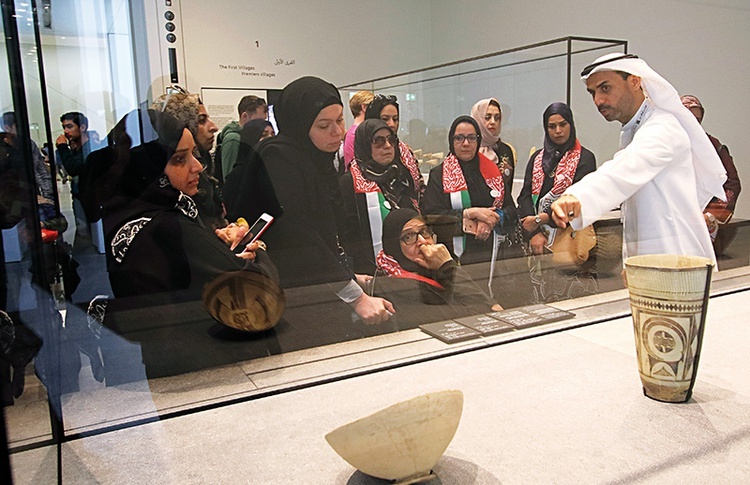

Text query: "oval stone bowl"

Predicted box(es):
[325, 390, 464, 482]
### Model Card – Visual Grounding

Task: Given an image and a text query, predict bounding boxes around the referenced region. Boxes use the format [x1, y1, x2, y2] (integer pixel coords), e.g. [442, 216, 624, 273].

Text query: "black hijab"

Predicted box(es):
[103, 109, 188, 243]
[382, 208, 422, 272]
[541, 102, 577, 173]
[354, 118, 417, 209]
[240, 119, 273, 148]
[270, 75, 342, 155]
[235, 119, 274, 168]
[448, 115, 481, 161]
[365, 94, 399, 122]
[223, 76, 344, 226]
[353, 118, 392, 165]
[365, 94, 404, 162]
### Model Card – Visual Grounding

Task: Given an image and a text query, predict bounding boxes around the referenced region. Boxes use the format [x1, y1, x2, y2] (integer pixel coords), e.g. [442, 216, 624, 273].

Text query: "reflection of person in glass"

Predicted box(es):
[376, 208, 501, 311]
[339, 119, 422, 274]
[56, 111, 101, 243]
[150, 88, 225, 230]
[104, 110, 273, 301]
[223, 76, 394, 325]
[518, 102, 598, 302]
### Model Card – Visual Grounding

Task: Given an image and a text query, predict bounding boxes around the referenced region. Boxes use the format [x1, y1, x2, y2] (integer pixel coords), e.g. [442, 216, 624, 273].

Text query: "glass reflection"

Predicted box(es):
[1, 9, 747, 469]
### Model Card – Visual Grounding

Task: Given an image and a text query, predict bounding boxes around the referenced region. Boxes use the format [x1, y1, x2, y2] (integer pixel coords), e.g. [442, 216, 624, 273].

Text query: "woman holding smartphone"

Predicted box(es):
[103, 109, 276, 304]
[97, 109, 282, 379]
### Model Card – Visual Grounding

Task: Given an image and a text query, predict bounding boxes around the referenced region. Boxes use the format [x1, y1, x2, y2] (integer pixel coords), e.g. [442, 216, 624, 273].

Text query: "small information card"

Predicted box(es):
[419, 320, 482, 344]
[454, 314, 514, 336]
[419, 305, 575, 343]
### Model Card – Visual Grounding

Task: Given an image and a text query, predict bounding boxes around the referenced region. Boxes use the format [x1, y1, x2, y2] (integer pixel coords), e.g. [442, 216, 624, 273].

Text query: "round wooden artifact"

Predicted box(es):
[202, 270, 285, 332]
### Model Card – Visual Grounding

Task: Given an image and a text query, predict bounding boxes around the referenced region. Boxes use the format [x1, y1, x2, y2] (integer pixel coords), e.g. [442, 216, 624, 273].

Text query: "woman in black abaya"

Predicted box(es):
[223, 76, 394, 325]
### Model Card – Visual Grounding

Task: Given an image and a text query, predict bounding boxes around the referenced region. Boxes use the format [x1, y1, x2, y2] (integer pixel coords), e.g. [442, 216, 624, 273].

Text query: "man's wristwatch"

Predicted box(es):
[534, 215, 542, 225]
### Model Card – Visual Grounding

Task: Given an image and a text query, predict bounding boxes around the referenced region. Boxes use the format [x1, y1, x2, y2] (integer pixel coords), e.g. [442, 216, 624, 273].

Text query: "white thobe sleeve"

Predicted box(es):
[565, 119, 684, 229]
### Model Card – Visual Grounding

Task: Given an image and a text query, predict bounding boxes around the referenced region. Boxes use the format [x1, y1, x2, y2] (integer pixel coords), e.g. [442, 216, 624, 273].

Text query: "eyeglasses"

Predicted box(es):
[372, 134, 398, 148]
[399, 227, 434, 245]
[580, 53, 639, 77]
[452, 134, 480, 144]
[373, 94, 397, 102]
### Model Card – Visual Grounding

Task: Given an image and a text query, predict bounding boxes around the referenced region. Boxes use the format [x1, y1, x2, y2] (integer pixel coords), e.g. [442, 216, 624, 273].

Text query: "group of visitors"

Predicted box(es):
[3, 53, 738, 382]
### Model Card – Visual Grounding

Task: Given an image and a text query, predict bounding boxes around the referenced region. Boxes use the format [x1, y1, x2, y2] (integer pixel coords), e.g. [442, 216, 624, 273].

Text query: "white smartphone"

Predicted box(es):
[236, 213, 274, 250]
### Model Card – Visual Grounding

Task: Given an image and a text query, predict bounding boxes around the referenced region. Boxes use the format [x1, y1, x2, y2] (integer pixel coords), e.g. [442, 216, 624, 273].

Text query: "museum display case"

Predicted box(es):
[2, 0, 748, 482]
[340, 36, 628, 177]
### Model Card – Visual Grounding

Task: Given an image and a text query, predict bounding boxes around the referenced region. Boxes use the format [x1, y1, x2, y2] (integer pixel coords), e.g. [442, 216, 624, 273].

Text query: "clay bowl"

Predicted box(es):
[325, 390, 463, 482]
[202, 270, 285, 332]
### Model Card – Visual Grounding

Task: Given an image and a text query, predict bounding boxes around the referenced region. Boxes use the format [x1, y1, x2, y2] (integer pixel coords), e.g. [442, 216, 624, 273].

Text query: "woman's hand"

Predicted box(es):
[235, 240, 265, 261]
[355, 273, 374, 289]
[474, 221, 493, 241]
[350, 293, 395, 325]
[464, 207, 499, 227]
[530, 231, 547, 255]
[415, 243, 453, 270]
[215, 221, 250, 250]
[521, 213, 549, 233]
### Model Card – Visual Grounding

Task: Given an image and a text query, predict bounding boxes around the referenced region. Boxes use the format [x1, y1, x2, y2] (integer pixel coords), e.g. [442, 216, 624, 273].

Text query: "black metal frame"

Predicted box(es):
[2, 0, 64, 482]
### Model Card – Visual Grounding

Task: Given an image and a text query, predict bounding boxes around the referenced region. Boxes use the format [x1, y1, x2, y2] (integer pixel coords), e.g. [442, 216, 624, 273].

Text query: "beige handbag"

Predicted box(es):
[547, 225, 596, 266]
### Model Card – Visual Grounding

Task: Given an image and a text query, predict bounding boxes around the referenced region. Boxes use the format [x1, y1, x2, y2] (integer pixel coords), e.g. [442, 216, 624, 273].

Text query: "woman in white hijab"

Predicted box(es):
[471, 98, 517, 192]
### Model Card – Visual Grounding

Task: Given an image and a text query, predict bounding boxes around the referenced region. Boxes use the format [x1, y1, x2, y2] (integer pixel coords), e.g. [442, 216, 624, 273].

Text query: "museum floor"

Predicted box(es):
[7, 267, 750, 484]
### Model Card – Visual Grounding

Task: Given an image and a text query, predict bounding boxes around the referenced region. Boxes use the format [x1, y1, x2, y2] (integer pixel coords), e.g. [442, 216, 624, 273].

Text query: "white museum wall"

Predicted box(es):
[428, 0, 750, 218]
[176, 0, 435, 93]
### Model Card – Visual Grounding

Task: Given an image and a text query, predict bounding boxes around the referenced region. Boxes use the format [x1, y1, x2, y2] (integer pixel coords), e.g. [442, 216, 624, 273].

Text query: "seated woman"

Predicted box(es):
[339, 119, 422, 274]
[364, 94, 425, 199]
[104, 109, 272, 295]
[100, 109, 282, 379]
[517, 102, 597, 302]
[421, 116, 517, 264]
[373, 208, 500, 324]
[150, 87, 225, 230]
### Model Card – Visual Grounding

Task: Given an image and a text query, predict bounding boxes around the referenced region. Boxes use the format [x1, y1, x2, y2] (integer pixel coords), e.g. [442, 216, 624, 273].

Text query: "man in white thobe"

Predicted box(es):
[551, 53, 726, 264]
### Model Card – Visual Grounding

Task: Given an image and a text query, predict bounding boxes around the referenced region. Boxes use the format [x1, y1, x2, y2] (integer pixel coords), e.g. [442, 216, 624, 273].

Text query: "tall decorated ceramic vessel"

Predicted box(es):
[624, 254, 713, 403]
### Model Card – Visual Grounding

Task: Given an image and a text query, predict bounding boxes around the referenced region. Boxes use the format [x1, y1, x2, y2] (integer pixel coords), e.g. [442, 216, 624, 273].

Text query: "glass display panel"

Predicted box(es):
[2, 6, 748, 482]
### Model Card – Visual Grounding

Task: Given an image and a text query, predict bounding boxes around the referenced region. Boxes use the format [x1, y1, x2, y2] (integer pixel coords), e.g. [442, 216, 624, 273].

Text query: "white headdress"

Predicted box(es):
[581, 53, 726, 207]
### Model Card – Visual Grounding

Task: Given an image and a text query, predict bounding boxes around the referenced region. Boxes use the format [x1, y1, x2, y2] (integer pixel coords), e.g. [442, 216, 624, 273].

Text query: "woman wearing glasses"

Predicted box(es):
[372, 208, 500, 316]
[421, 115, 517, 264]
[339, 119, 423, 274]
[364, 94, 425, 198]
